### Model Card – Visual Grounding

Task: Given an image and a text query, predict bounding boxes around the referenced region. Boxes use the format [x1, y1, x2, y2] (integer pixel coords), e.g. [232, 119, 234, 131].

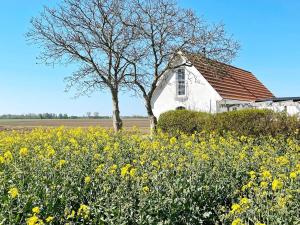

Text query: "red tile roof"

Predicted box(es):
[187, 55, 274, 101]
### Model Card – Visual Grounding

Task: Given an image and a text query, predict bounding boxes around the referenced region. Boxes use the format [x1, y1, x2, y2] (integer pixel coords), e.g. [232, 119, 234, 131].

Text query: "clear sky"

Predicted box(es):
[0, 0, 299, 116]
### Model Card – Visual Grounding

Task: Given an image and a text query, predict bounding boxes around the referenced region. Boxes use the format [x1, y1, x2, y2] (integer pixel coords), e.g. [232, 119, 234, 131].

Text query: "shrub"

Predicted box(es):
[158, 108, 300, 137]
[271, 112, 300, 136]
[212, 109, 300, 136]
[157, 109, 211, 136]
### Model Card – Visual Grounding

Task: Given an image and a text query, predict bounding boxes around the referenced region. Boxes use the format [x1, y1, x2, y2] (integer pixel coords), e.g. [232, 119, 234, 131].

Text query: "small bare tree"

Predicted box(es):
[86, 112, 92, 118]
[124, 0, 240, 130]
[93, 112, 100, 118]
[26, 0, 138, 132]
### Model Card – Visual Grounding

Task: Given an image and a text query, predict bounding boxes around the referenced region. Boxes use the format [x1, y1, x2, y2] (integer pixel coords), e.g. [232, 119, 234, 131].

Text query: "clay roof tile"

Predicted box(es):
[186, 54, 274, 101]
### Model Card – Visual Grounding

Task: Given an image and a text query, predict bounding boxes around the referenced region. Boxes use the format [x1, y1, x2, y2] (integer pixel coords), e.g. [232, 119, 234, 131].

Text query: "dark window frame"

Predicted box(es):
[177, 68, 186, 96]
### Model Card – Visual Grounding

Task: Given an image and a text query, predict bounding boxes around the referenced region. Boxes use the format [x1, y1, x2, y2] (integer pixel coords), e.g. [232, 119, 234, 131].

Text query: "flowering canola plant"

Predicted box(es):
[0, 127, 299, 224]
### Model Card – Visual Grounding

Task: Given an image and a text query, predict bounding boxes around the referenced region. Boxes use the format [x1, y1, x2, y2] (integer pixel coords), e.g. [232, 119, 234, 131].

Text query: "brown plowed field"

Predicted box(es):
[0, 119, 150, 132]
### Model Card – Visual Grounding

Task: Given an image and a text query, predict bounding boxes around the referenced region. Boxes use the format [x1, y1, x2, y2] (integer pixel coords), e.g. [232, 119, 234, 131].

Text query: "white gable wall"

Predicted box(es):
[152, 65, 223, 119]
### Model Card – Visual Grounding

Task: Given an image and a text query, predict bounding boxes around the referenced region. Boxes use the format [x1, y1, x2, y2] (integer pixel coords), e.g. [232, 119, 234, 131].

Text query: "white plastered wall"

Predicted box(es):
[151, 63, 223, 119]
[254, 101, 300, 116]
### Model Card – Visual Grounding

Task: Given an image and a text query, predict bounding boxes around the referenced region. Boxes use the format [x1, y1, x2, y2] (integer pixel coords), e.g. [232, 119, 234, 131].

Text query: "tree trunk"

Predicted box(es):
[145, 98, 157, 132]
[111, 90, 122, 132]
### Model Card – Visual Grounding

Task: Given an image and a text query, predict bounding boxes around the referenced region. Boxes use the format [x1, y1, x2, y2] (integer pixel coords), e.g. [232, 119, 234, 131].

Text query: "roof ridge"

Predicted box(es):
[184, 53, 252, 74]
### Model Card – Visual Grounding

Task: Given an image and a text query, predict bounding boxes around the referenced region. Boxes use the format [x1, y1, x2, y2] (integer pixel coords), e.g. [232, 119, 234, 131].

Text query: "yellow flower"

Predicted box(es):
[66, 210, 75, 219]
[240, 136, 247, 141]
[151, 160, 159, 168]
[77, 204, 90, 219]
[45, 216, 54, 223]
[242, 181, 253, 191]
[93, 153, 101, 160]
[26, 215, 42, 225]
[32, 207, 40, 214]
[230, 203, 241, 214]
[277, 196, 286, 208]
[249, 171, 256, 179]
[121, 167, 128, 177]
[240, 197, 250, 205]
[109, 164, 117, 174]
[129, 168, 137, 177]
[84, 176, 91, 184]
[261, 170, 272, 179]
[103, 145, 111, 152]
[142, 186, 150, 193]
[261, 190, 268, 197]
[121, 164, 131, 178]
[8, 187, 19, 198]
[276, 156, 289, 166]
[95, 164, 105, 174]
[56, 159, 66, 169]
[69, 138, 78, 147]
[113, 142, 119, 150]
[272, 179, 283, 191]
[47, 146, 56, 157]
[185, 141, 193, 148]
[201, 153, 210, 161]
[152, 141, 160, 149]
[232, 218, 245, 225]
[4, 151, 13, 162]
[260, 181, 268, 189]
[141, 173, 149, 182]
[0, 156, 4, 164]
[169, 137, 177, 145]
[19, 147, 29, 157]
[290, 172, 297, 179]
[239, 152, 246, 160]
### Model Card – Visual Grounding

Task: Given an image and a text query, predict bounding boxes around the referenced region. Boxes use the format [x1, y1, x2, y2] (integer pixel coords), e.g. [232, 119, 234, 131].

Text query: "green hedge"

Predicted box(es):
[212, 109, 300, 136]
[157, 110, 212, 136]
[158, 109, 300, 137]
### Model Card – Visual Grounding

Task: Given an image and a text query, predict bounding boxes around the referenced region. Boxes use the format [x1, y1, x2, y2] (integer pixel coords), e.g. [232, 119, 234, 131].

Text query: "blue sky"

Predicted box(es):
[0, 0, 299, 116]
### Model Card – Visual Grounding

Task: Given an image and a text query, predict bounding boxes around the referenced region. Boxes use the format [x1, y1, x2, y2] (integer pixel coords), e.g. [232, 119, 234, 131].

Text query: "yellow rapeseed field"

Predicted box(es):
[0, 127, 299, 224]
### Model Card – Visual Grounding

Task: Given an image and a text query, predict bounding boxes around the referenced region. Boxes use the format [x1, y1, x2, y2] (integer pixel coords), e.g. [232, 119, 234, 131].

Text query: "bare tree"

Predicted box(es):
[124, 0, 240, 130]
[93, 112, 100, 118]
[26, 0, 138, 132]
[86, 112, 91, 118]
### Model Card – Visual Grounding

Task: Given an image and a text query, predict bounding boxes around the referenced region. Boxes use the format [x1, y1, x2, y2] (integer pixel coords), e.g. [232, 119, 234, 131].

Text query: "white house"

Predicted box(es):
[152, 53, 300, 118]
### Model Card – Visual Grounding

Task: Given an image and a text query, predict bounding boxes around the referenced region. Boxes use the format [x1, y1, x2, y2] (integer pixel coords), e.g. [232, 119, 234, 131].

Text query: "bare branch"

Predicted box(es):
[122, 0, 240, 129]
[26, 0, 138, 131]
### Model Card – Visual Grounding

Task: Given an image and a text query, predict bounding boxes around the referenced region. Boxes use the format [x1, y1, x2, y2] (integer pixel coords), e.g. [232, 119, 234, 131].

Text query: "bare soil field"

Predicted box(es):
[0, 119, 150, 132]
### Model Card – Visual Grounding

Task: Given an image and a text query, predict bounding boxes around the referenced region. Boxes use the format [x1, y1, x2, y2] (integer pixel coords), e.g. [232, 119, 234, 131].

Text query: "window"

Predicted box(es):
[177, 68, 186, 96]
[176, 106, 186, 110]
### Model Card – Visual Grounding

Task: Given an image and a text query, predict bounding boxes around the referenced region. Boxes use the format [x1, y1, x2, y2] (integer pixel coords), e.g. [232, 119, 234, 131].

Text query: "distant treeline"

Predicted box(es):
[0, 113, 108, 119]
[0, 113, 147, 120]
